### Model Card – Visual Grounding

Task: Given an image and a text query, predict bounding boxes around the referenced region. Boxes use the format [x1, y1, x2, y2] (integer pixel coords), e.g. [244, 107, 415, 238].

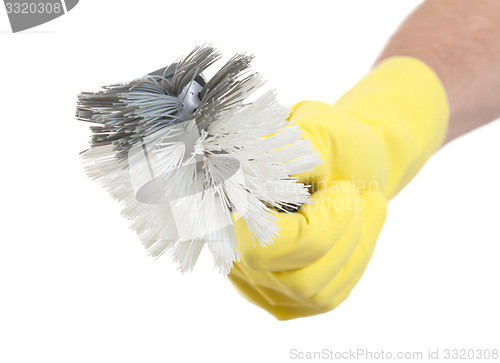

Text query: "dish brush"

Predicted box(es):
[76, 45, 321, 275]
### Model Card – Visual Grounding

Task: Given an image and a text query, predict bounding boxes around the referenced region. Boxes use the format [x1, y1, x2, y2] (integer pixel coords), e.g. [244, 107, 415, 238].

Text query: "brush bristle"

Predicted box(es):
[76, 45, 322, 275]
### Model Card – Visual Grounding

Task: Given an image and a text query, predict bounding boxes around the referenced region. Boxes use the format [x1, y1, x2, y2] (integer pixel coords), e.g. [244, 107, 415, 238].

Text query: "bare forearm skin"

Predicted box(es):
[375, 0, 500, 144]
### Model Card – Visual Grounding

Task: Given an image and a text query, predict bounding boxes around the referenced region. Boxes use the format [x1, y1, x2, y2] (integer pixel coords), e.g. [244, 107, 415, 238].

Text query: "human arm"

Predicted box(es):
[376, 0, 500, 143]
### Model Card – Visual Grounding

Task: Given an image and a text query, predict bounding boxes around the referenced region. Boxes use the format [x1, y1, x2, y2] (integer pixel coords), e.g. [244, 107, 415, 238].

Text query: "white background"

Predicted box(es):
[1, 1, 499, 362]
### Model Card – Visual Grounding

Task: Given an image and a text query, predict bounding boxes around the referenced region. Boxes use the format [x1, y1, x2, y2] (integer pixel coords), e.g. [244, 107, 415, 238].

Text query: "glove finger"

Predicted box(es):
[302, 191, 387, 308]
[233, 180, 359, 271]
[229, 267, 344, 320]
[229, 263, 307, 309]
[269, 207, 363, 300]
[229, 260, 288, 292]
[246, 191, 387, 320]
[231, 257, 336, 308]
[228, 266, 279, 314]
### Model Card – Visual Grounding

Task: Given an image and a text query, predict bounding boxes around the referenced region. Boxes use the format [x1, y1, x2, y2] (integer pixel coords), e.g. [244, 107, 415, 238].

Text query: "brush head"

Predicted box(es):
[76, 45, 321, 275]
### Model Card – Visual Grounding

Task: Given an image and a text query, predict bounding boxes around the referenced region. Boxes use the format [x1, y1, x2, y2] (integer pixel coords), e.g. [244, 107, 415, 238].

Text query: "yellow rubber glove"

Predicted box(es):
[228, 56, 450, 320]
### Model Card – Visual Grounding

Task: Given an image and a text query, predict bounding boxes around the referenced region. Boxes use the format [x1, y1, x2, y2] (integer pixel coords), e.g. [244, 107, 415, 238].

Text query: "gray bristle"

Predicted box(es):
[199, 53, 253, 101]
[169, 45, 221, 95]
[76, 45, 256, 159]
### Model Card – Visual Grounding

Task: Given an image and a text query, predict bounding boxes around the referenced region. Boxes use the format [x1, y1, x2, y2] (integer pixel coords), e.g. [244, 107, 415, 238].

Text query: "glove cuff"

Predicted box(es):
[334, 56, 450, 199]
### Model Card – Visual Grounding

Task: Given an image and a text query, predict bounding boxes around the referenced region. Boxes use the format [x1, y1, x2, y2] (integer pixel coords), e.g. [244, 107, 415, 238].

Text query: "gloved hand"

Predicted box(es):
[228, 57, 450, 320]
